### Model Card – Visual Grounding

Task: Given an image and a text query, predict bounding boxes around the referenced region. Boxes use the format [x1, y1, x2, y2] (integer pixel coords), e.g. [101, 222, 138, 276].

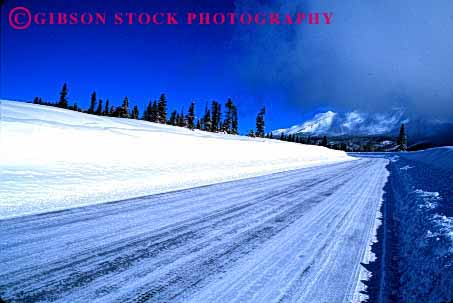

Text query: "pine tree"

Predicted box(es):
[221, 98, 238, 134]
[196, 119, 202, 130]
[231, 105, 238, 135]
[203, 105, 212, 132]
[321, 136, 328, 147]
[132, 105, 139, 119]
[269, 132, 273, 139]
[88, 92, 97, 114]
[147, 101, 154, 121]
[177, 108, 186, 127]
[142, 101, 151, 121]
[33, 97, 40, 104]
[121, 96, 130, 118]
[113, 96, 129, 118]
[104, 99, 110, 116]
[397, 123, 407, 151]
[157, 94, 167, 124]
[211, 101, 221, 132]
[151, 101, 158, 122]
[255, 106, 266, 137]
[187, 102, 195, 130]
[223, 98, 234, 133]
[109, 106, 115, 116]
[216, 102, 222, 131]
[95, 99, 103, 115]
[58, 83, 69, 108]
[169, 110, 177, 126]
[280, 133, 285, 141]
[247, 129, 256, 137]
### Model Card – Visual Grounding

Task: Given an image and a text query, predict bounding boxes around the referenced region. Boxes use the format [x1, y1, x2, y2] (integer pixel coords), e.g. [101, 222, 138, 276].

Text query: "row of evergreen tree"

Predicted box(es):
[33, 83, 269, 136]
[32, 83, 339, 147]
[259, 132, 329, 147]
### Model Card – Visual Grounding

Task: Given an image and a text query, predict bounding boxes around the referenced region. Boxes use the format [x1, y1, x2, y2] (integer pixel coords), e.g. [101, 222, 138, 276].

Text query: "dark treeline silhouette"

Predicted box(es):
[32, 83, 247, 136]
[270, 133, 341, 149]
[271, 132, 315, 145]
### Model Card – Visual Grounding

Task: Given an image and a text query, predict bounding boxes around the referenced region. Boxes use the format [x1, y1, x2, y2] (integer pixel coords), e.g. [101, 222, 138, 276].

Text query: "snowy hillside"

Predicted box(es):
[0, 100, 352, 219]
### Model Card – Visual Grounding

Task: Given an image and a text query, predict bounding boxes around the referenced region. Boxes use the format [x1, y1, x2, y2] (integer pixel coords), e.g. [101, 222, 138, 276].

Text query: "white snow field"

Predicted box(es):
[0, 100, 353, 219]
[0, 158, 389, 303]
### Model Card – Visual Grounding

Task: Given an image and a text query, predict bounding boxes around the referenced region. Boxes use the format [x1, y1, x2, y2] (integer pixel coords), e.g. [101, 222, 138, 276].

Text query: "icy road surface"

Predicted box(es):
[0, 158, 388, 303]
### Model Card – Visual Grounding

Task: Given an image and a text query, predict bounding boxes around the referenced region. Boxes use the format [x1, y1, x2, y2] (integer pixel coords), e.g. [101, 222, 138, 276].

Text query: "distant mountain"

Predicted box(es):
[273, 110, 453, 147]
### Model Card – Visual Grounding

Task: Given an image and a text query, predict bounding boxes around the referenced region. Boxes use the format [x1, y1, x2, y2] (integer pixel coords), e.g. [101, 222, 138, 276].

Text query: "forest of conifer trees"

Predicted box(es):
[31, 83, 345, 149]
[32, 83, 252, 137]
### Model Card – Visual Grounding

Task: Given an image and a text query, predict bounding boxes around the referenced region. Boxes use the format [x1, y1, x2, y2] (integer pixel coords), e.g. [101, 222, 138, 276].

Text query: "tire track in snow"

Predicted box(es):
[0, 159, 388, 303]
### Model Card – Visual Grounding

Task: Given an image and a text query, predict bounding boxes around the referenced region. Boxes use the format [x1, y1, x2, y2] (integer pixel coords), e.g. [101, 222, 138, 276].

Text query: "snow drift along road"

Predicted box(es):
[401, 146, 453, 170]
[0, 100, 352, 219]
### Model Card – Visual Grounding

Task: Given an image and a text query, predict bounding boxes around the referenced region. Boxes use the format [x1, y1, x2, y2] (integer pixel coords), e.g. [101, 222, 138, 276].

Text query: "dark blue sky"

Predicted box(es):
[1, 0, 314, 133]
[1, 0, 452, 133]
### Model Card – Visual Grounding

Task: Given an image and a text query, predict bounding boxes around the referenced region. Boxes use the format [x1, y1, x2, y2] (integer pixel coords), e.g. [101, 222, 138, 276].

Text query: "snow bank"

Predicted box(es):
[389, 151, 453, 302]
[0, 100, 353, 219]
[402, 146, 453, 170]
[396, 189, 453, 302]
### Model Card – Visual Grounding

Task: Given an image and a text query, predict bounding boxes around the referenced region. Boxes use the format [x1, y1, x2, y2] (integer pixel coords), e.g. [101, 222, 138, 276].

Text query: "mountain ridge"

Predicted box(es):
[272, 110, 453, 147]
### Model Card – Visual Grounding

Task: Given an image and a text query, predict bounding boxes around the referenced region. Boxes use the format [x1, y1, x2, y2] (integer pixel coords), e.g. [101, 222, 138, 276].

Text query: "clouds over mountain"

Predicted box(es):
[272, 110, 407, 136]
[233, 0, 453, 120]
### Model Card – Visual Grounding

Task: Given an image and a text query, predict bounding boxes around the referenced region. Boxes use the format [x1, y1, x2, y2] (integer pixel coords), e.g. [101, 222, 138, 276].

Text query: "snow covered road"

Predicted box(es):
[0, 158, 388, 303]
